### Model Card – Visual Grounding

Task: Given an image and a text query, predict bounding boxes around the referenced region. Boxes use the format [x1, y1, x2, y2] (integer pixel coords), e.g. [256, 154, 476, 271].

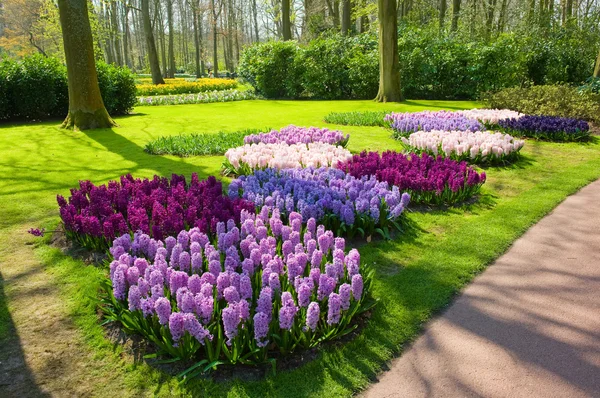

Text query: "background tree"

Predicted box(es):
[282, 0, 292, 40]
[57, 0, 116, 129]
[141, 0, 165, 83]
[375, 0, 402, 101]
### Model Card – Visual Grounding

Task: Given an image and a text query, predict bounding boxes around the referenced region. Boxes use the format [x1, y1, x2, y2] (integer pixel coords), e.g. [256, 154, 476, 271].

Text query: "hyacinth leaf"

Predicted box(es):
[176, 359, 209, 380]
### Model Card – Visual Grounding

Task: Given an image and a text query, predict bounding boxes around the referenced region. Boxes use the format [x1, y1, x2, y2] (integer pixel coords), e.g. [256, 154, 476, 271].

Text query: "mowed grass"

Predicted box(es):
[1, 99, 600, 397]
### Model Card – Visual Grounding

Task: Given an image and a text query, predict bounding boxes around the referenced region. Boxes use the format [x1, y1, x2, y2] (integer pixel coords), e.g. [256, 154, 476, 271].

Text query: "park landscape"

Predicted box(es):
[1, 0, 600, 396]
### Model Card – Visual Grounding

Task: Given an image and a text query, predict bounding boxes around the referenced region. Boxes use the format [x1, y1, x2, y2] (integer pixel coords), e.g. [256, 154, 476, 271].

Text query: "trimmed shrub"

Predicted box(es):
[0, 55, 137, 121]
[485, 85, 600, 123]
[96, 61, 137, 115]
[0, 55, 68, 121]
[238, 41, 302, 98]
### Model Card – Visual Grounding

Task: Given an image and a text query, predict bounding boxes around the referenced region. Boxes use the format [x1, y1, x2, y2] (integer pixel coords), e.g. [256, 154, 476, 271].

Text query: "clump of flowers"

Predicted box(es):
[337, 151, 486, 205]
[228, 167, 410, 239]
[400, 130, 524, 164]
[244, 125, 349, 147]
[57, 174, 255, 251]
[458, 109, 524, 125]
[498, 115, 590, 141]
[223, 142, 353, 176]
[385, 110, 483, 138]
[100, 208, 374, 372]
[138, 89, 257, 106]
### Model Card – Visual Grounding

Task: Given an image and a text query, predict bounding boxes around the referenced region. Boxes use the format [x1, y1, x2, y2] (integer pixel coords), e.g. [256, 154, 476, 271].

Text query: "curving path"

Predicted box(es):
[363, 179, 600, 398]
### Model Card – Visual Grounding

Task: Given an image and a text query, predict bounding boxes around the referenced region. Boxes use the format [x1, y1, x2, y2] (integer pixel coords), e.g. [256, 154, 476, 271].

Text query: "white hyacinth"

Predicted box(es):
[401, 130, 524, 162]
[224, 142, 353, 172]
[457, 109, 524, 124]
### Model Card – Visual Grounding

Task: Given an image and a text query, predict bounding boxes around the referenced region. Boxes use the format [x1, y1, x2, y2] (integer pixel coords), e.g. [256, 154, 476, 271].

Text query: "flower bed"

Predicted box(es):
[101, 208, 374, 374]
[228, 167, 410, 239]
[385, 111, 483, 138]
[57, 174, 255, 251]
[244, 125, 349, 147]
[223, 142, 352, 176]
[137, 89, 256, 106]
[458, 109, 524, 125]
[400, 130, 524, 164]
[337, 151, 486, 205]
[497, 115, 590, 141]
[323, 111, 392, 127]
[136, 78, 238, 96]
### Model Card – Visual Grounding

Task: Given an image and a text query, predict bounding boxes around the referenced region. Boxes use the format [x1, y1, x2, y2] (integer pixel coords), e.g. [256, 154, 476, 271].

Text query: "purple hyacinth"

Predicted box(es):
[279, 292, 298, 330]
[257, 287, 273, 316]
[339, 283, 351, 310]
[128, 285, 142, 311]
[253, 312, 270, 347]
[222, 304, 241, 345]
[351, 274, 363, 301]
[184, 313, 211, 344]
[169, 312, 186, 342]
[297, 281, 313, 308]
[224, 286, 241, 303]
[306, 302, 320, 331]
[155, 297, 171, 325]
[327, 293, 342, 325]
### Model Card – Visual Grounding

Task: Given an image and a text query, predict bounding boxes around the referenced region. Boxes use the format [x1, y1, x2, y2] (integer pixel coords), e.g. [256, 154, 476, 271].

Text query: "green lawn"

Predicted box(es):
[1, 99, 600, 397]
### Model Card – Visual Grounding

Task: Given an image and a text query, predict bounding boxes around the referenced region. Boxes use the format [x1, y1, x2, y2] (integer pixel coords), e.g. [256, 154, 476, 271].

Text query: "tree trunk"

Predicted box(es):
[142, 0, 165, 84]
[451, 0, 461, 31]
[485, 0, 497, 40]
[57, 0, 116, 130]
[252, 0, 259, 41]
[341, 0, 352, 35]
[375, 0, 402, 102]
[167, 0, 175, 77]
[193, 4, 202, 77]
[111, 0, 123, 65]
[439, 0, 447, 30]
[212, 0, 220, 75]
[594, 48, 600, 78]
[333, 0, 340, 28]
[123, 5, 132, 68]
[282, 0, 292, 40]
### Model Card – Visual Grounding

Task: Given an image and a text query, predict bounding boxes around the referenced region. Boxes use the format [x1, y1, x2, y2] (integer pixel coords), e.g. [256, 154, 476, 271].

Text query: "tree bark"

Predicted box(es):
[439, 0, 447, 30]
[167, 0, 175, 77]
[375, 0, 402, 102]
[193, 3, 202, 77]
[282, 0, 292, 40]
[252, 0, 259, 41]
[341, 0, 352, 35]
[451, 0, 461, 31]
[211, 0, 221, 75]
[594, 48, 600, 78]
[111, 0, 123, 65]
[142, 0, 164, 84]
[57, 0, 116, 130]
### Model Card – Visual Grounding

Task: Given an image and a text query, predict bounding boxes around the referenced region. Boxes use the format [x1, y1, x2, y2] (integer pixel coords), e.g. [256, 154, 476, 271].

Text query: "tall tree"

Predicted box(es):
[282, 0, 292, 40]
[594, 48, 600, 77]
[439, 0, 447, 30]
[57, 0, 116, 130]
[211, 0, 222, 75]
[341, 0, 352, 35]
[141, 0, 165, 84]
[251, 0, 259, 41]
[375, 0, 402, 102]
[167, 0, 175, 77]
[451, 0, 461, 31]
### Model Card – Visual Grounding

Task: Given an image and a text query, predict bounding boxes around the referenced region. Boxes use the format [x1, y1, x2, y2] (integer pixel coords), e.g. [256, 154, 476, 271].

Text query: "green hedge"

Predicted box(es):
[239, 26, 598, 100]
[0, 55, 137, 121]
[485, 84, 600, 123]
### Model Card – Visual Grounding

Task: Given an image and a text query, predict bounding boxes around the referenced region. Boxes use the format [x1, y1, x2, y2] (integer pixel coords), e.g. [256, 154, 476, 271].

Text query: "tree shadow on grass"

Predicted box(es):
[0, 272, 51, 397]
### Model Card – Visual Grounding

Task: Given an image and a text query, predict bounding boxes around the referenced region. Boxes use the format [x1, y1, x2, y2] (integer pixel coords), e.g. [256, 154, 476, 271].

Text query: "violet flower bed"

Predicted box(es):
[337, 151, 486, 205]
[401, 130, 525, 164]
[385, 110, 483, 138]
[497, 115, 590, 141]
[57, 174, 255, 251]
[244, 125, 350, 147]
[228, 167, 410, 239]
[100, 208, 374, 375]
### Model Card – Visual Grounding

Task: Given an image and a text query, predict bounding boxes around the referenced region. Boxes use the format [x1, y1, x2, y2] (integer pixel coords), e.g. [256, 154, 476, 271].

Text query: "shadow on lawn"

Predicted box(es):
[82, 128, 212, 179]
[0, 272, 51, 397]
